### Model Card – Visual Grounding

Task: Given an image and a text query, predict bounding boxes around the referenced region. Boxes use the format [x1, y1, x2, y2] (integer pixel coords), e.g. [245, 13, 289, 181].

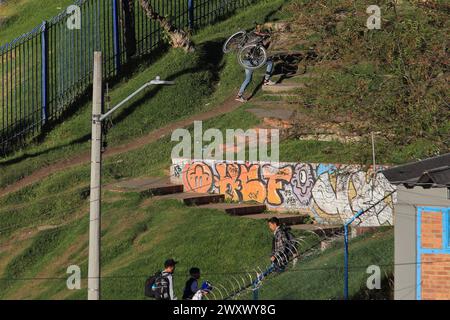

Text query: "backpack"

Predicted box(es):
[144, 272, 160, 298]
[144, 272, 170, 299]
[282, 225, 298, 257]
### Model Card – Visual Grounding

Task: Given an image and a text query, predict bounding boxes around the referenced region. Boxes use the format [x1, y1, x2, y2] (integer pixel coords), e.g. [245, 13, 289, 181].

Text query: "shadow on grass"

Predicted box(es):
[0, 39, 227, 167]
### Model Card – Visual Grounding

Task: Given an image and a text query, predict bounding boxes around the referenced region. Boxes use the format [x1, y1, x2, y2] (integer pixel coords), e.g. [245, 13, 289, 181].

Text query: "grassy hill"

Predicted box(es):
[0, 0, 74, 45]
[0, 0, 446, 300]
[0, 188, 394, 300]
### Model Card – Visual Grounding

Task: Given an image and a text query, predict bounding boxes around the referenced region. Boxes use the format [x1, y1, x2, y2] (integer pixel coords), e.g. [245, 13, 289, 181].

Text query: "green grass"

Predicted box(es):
[239, 227, 394, 300]
[0, 189, 393, 299]
[0, 0, 74, 45]
[0, 0, 293, 189]
[285, 0, 449, 160]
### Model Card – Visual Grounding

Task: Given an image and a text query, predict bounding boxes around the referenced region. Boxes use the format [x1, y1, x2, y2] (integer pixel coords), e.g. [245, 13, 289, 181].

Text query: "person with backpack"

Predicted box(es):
[182, 267, 201, 300]
[145, 259, 178, 300]
[267, 217, 296, 271]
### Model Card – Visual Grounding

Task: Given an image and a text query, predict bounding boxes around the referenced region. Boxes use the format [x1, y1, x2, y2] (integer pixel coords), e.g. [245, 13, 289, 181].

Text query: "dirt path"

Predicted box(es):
[0, 95, 241, 199]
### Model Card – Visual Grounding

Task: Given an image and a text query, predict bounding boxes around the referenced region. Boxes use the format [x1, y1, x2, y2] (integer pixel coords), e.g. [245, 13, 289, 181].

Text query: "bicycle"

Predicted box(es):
[223, 29, 269, 70]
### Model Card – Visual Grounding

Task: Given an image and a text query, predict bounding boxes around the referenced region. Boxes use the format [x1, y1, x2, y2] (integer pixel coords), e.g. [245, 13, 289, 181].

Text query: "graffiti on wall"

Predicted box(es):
[171, 158, 396, 226]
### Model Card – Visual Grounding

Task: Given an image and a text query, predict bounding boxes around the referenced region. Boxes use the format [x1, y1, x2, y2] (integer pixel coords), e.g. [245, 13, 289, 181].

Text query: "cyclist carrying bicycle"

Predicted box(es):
[236, 26, 276, 102]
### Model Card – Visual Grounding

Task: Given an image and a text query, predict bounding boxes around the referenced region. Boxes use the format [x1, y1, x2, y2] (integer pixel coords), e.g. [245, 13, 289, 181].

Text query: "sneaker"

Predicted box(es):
[235, 95, 247, 102]
[263, 79, 276, 86]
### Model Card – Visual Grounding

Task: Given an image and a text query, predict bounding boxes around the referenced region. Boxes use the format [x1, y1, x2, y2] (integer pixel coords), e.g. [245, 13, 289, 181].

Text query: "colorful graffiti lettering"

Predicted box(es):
[291, 163, 315, 206]
[172, 158, 396, 226]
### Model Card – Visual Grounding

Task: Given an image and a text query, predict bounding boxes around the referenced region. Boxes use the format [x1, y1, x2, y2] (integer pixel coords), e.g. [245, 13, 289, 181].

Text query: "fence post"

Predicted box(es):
[188, 0, 194, 30]
[112, 0, 121, 73]
[344, 224, 349, 300]
[41, 21, 49, 125]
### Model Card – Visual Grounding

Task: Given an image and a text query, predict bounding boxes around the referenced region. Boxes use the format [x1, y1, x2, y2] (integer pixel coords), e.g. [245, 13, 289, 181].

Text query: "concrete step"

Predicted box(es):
[260, 94, 301, 101]
[155, 192, 225, 206]
[105, 177, 183, 196]
[250, 101, 298, 109]
[242, 213, 309, 225]
[291, 224, 344, 237]
[199, 203, 267, 216]
[246, 108, 294, 121]
[261, 83, 306, 93]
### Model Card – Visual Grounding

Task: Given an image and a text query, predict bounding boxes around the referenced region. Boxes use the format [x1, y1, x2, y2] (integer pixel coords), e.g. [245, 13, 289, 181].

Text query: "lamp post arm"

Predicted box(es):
[99, 77, 174, 122]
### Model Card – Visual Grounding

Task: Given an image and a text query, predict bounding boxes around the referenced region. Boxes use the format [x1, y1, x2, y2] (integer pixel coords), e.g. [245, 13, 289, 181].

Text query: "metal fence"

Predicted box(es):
[0, 0, 257, 154]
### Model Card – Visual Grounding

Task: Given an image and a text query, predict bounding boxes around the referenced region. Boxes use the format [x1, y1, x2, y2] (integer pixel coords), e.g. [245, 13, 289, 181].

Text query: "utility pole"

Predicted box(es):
[88, 51, 103, 300]
[371, 131, 376, 188]
[87, 51, 174, 300]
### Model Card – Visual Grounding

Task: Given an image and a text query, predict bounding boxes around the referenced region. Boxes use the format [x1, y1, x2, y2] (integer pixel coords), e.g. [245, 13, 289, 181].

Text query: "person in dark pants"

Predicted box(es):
[236, 28, 276, 102]
[182, 267, 201, 300]
[267, 217, 289, 271]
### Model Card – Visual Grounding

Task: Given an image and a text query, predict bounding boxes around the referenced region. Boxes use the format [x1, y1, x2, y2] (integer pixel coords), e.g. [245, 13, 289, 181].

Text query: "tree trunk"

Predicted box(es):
[139, 0, 195, 53]
[122, 0, 137, 60]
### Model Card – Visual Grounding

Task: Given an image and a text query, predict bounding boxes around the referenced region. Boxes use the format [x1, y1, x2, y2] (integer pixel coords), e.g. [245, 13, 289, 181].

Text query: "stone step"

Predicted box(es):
[242, 213, 309, 225]
[298, 134, 363, 143]
[250, 101, 298, 109]
[260, 94, 301, 101]
[246, 108, 294, 121]
[291, 224, 344, 237]
[105, 177, 183, 196]
[155, 192, 225, 206]
[261, 83, 306, 93]
[199, 203, 267, 216]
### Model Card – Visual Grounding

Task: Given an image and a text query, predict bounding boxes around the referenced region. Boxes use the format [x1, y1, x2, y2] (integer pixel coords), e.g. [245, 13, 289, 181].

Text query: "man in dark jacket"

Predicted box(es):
[182, 267, 201, 300]
[267, 217, 289, 270]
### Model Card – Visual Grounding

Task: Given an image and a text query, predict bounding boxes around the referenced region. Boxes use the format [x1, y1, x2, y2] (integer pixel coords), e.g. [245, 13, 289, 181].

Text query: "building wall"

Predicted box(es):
[394, 186, 449, 300]
[171, 158, 396, 226]
[418, 207, 450, 300]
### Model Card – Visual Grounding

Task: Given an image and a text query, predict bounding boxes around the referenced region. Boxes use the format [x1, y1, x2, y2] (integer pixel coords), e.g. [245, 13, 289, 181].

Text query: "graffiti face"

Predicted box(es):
[172, 158, 395, 227]
[291, 164, 315, 205]
[183, 162, 214, 193]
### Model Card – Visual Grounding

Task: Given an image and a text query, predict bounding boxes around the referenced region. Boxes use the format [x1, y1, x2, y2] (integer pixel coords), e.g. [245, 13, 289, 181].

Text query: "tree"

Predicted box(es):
[139, 0, 195, 53]
[122, 0, 137, 60]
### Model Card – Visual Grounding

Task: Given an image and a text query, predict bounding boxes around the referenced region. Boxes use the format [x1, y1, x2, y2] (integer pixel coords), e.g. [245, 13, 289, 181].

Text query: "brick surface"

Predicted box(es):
[421, 254, 450, 300]
[421, 211, 442, 249]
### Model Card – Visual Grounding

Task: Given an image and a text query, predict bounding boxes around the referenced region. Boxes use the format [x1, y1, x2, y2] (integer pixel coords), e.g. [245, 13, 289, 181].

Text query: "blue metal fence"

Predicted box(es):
[0, 0, 256, 153]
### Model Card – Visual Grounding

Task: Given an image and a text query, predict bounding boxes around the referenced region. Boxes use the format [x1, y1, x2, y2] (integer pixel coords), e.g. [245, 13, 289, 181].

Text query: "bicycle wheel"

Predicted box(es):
[223, 30, 246, 53]
[238, 44, 268, 70]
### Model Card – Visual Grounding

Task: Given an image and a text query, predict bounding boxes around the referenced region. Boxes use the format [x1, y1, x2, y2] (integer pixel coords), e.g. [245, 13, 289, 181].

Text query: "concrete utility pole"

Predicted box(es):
[87, 51, 174, 300]
[88, 51, 103, 300]
[371, 131, 377, 189]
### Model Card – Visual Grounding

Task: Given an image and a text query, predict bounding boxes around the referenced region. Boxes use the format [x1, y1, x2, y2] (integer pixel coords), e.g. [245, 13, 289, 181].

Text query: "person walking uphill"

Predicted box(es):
[236, 27, 276, 102]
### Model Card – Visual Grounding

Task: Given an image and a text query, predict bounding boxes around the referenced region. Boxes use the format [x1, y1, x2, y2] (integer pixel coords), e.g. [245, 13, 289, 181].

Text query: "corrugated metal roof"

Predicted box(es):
[382, 153, 450, 188]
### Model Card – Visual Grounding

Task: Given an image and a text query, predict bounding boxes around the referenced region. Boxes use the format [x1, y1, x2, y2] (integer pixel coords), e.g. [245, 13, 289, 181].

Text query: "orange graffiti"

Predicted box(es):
[262, 165, 293, 205]
[239, 164, 266, 203]
[183, 162, 214, 193]
[215, 163, 241, 200]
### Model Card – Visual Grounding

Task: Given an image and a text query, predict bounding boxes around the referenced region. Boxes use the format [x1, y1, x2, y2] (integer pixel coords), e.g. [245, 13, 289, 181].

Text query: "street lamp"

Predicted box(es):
[88, 52, 175, 300]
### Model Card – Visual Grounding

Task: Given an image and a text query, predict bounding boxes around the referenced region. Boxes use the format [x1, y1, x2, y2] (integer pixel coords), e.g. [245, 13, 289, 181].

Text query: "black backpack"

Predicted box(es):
[144, 272, 159, 298]
[144, 272, 171, 300]
[282, 225, 298, 257]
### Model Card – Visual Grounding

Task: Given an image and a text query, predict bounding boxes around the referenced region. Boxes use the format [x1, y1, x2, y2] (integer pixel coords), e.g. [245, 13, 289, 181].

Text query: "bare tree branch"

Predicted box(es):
[139, 0, 195, 53]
